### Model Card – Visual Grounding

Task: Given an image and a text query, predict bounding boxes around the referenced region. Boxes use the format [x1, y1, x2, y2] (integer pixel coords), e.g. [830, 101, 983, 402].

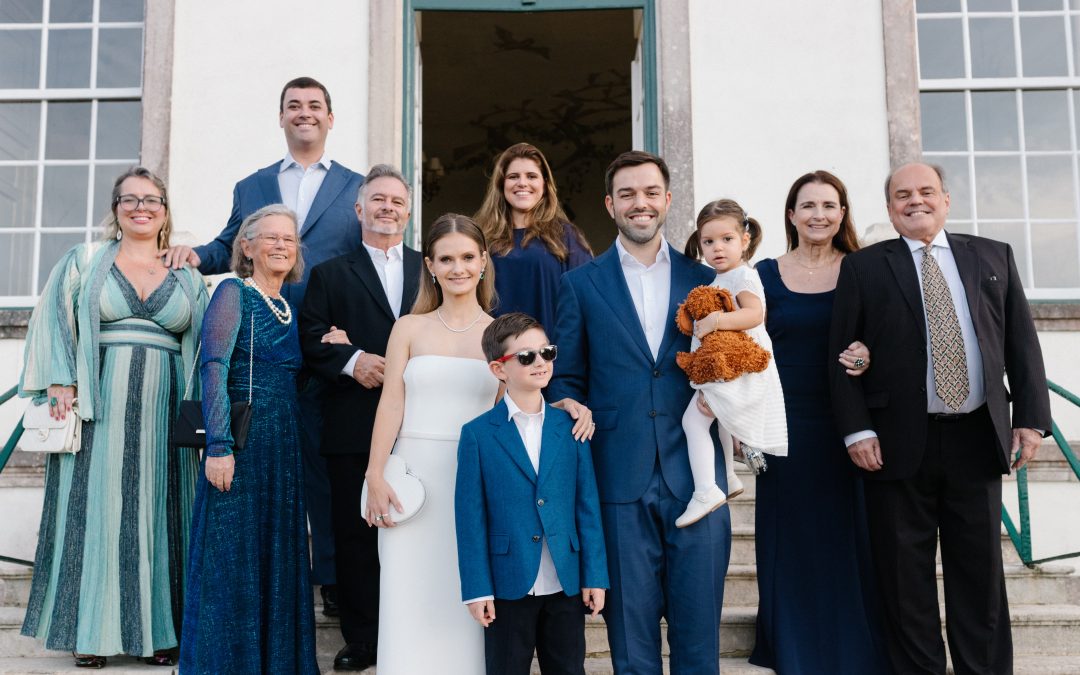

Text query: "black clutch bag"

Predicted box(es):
[172, 315, 254, 451]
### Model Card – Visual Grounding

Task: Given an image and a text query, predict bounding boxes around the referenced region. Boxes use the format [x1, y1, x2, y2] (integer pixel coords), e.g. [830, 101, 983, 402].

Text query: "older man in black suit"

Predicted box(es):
[830, 162, 1051, 675]
[300, 164, 421, 671]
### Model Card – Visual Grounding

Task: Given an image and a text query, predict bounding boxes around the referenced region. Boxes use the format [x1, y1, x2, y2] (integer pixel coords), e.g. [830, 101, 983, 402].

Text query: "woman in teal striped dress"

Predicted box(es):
[18, 167, 208, 668]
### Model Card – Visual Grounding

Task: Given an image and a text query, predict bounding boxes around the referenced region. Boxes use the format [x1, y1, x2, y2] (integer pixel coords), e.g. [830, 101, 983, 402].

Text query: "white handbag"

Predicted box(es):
[17, 399, 81, 454]
[360, 454, 426, 525]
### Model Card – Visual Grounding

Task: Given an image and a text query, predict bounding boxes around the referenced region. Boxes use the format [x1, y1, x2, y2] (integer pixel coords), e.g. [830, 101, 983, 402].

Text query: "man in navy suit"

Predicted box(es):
[548, 151, 731, 674]
[164, 76, 364, 616]
[457, 312, 608, 675]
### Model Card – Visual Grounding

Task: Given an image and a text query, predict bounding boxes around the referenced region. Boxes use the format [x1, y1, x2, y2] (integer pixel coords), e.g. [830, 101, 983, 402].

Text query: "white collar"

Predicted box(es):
[280, 151, 331, 173]
[615, 235, 670, 267]
[504, 392, 545, 422]
[363, 240, 404, 260]
[903, 229, 950, 253]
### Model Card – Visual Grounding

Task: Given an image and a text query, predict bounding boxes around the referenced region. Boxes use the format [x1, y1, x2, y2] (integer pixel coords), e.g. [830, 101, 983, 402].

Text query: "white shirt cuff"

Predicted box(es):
[844, 430, 878, 448]
[342, 349, 364, 377]
[463, 595, 494, 605]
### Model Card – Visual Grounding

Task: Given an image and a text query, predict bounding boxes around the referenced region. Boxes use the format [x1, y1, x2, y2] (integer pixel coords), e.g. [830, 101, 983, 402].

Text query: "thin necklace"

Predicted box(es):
[118, 248, 162, 275]
[244, 277, 293, 325]
[792, 249, 839, 275]
[436, 307, 484, 333]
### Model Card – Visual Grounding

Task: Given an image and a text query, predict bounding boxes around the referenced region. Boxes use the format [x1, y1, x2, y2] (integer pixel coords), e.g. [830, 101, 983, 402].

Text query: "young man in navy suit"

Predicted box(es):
[456, 312, 608, 675]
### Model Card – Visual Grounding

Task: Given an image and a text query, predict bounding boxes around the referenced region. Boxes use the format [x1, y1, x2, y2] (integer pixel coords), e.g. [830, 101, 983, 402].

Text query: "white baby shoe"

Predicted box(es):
[675, 484, 727, 528]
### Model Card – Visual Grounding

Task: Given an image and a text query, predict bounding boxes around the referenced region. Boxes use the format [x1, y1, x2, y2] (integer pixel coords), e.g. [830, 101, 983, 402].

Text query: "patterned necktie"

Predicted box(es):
[921, 244, 969, 410]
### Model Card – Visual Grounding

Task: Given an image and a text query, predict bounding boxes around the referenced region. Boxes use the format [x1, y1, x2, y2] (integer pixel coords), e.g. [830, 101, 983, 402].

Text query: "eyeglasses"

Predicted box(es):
[496, 344, 558, 366]
[115, 195, 166, 212]
[256, 234, 299, 247]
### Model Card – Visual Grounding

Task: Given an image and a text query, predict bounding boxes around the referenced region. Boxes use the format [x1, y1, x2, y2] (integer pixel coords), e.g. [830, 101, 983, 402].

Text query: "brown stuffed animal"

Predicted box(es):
[674, 285, 771, 385]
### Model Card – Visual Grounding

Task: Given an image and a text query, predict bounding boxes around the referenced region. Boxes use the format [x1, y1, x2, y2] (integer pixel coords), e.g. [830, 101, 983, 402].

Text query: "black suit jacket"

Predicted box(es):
[829, 232, 1051, 481]
[300, 245, 422, 455]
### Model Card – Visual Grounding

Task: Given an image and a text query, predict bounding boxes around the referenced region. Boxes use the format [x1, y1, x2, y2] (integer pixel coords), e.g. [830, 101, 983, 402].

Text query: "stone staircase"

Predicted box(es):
[0, 452, 1078, 673]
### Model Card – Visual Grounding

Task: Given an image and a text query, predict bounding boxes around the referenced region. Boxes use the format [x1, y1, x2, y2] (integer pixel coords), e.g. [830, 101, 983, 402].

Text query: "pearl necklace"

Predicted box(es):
[244, 277, 293, 325]
[436, 308, 484, 333]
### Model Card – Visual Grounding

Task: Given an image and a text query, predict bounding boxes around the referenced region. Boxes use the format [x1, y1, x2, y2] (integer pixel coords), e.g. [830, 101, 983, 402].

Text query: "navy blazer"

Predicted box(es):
[548, 243, 716, 503]
[455, 401, 608, 602]
[194, 160, 364, 311]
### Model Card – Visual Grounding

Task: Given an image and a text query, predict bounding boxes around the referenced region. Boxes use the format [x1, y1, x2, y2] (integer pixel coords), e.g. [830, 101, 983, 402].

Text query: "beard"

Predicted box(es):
[615, 210, 665, 245]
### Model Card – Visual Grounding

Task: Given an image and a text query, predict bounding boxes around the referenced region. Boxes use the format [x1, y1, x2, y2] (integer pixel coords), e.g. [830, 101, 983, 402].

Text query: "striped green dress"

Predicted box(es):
[19, 242, 206, 657]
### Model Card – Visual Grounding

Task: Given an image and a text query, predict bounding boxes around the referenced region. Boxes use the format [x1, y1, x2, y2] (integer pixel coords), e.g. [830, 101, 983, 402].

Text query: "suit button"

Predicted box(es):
[649, 410, 657, 418]
[653, 369, 661, 378]
[920, 386, 927, 393]
[532, 535, 541, 542]
[537, 498, 545, 507]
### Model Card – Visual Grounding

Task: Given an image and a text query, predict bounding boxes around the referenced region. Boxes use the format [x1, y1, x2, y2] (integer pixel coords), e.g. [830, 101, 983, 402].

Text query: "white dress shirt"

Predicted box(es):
[463, 393, 562, 604]
[341, 241, 406, 377]
[278, 152, 331, 227]
[615, 236, 671, 360]
[844, 229, 986, 447]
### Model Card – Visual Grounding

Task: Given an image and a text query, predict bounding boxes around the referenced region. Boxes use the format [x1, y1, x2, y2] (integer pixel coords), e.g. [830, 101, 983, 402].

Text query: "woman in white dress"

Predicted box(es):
[364, 213, 500, 674]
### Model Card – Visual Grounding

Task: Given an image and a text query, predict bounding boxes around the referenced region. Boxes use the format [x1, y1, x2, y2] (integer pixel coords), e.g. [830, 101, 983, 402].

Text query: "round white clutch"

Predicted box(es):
[361, 454, 426, 525]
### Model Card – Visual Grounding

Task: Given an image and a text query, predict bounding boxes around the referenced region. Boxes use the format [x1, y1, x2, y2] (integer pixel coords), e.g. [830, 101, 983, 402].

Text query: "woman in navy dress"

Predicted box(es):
[180, 204, 318, 674]
[474, 143, 592, 330]
[750, 171, 888, 674]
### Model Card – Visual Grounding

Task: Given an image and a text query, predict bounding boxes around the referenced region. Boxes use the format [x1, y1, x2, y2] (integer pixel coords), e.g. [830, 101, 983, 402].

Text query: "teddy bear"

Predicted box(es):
[674, 285, 771, 385]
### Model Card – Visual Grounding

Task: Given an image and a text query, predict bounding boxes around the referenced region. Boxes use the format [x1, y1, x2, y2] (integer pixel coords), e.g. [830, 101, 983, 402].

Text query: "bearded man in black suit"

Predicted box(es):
[830, 162, 1051, 675]
[300, 164, 421, 671]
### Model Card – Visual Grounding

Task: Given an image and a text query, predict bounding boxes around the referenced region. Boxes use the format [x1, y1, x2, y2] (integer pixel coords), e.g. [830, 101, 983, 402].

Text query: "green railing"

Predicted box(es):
[0, 384, 33, 566]
[1002, 379, 1080, 567]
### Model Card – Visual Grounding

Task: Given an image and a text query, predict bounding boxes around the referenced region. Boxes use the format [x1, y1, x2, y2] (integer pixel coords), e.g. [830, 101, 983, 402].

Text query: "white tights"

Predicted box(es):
[682, 395, 735, 493]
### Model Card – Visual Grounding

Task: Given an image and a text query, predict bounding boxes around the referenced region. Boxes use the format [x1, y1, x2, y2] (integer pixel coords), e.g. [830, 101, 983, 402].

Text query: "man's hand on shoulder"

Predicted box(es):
[1011, 427, 1041, 470]
[160, 245, 200, 270]
[848, 437, 884, 471]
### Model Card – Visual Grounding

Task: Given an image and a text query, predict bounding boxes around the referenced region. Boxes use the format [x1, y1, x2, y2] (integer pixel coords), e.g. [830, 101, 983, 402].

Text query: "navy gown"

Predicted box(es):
[750, 259, 888, 674]
[491, 223, 592, 332]
[180, 278, 318, 674]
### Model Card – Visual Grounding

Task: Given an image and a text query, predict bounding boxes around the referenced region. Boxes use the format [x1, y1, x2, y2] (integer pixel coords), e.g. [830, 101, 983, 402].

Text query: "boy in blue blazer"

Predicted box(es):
[456, 312, 609, 675]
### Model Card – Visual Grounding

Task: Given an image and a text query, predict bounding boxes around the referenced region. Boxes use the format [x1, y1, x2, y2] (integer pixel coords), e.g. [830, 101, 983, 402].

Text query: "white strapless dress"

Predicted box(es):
[376, 355, 500, 675]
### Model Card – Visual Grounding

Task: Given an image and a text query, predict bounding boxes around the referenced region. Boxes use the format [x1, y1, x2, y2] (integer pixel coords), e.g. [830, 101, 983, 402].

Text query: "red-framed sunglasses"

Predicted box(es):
[495, 344, 558, 366]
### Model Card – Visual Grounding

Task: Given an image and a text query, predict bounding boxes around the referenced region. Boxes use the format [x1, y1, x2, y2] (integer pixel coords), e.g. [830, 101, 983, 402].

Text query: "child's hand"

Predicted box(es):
[693, 311, 723, 339]
[582, 588, 605, 616]
[467, 599, 496, 627]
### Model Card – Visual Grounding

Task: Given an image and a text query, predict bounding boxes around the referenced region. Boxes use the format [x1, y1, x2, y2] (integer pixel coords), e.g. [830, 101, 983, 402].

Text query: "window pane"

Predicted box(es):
[96, 27, 142, 88]
[1023, 90, 1071, 150]
[1032, 223, 1080, 287]
[1019, 0, 1064, 9]
[979, 222, 1030, 282]
[975, 156, 1024, 218]
[0, 233, 34, 296]
[0, 102, 41, 160]
[918, 18, 966, 78]
[1073, 15, 1080, 75]
[49, 0, 91, 23]
[42, 165, 88, 228]
[100, 0, 144, 22]
[1020, 16, 1069, 76]
[44, 101, 91, 159]
[916, 0, 961, 12]
[928, 155, 973, 219]
[921, 92, 967, 151]
[0, 29, 42, 88]
[969, 0, 1012, 9]
[948, 221, 975, 235]
[972, 91, 1019, 150]
[0, 0, 43, 22]
[93, 164, 121, 220]
[1026, 155, 1076, 219]
[38, 231, 86, 291]
[96, 100, 140, 158]
[0, 166, 38, 228]
[970, 18, 1017, 77]
[45, 28, 91, 88]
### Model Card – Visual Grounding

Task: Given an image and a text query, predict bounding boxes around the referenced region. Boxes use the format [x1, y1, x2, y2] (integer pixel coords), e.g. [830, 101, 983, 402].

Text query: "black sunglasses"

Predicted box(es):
[495, 344, 558, 366]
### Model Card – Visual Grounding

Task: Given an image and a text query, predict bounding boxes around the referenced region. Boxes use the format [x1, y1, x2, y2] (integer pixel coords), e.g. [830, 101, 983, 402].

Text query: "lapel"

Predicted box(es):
[490, 402, 538, 484]
[946, 232, 982, 321]
[401, 247, 421, 316]
[884, 238, 927, 337]
[256, 163, 283, 206]
[657, 246, 700, 364]
[536, 405, 566, 489]
[348, 249, 396, 321]
[586, 246, 654, 363]
[300, 161, 349, 237]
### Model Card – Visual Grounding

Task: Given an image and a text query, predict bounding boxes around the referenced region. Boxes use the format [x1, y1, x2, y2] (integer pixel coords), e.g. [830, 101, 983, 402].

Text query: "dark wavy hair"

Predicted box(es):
[784, 170, 859, 253]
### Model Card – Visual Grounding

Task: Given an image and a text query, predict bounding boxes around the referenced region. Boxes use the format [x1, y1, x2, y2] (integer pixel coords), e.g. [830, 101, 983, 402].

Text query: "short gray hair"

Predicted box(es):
[230, 203, 305, 283]
[357, 164, 412, 203]
[884, 162, 949, 201]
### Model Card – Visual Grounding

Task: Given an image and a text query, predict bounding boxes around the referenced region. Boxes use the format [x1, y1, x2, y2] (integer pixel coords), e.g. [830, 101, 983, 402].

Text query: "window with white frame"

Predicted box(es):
[916, 0, 1080, 299]
[0, 0, 143, 306]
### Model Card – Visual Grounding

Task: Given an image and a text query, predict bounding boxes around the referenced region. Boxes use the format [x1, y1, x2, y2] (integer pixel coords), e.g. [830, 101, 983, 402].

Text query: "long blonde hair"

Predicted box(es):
[100, 166, 173, 249]
[473, 143, 591, 262]
[413, 213, 496, 314]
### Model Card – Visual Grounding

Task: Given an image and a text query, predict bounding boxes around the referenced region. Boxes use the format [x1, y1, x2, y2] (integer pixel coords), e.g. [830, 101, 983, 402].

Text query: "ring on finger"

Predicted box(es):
[375, 515, 383, 522]
[853, 357, 866, 369]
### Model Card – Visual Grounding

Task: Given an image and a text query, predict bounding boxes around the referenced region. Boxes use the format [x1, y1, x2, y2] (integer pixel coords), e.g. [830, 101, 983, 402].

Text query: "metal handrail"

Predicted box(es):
[1002, 379, 1080, 567]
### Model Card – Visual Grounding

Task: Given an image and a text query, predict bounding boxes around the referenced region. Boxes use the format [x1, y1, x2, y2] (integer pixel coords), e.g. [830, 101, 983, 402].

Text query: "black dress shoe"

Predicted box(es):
[334, 642, 377, 671]
[321, 584, 340, 617]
